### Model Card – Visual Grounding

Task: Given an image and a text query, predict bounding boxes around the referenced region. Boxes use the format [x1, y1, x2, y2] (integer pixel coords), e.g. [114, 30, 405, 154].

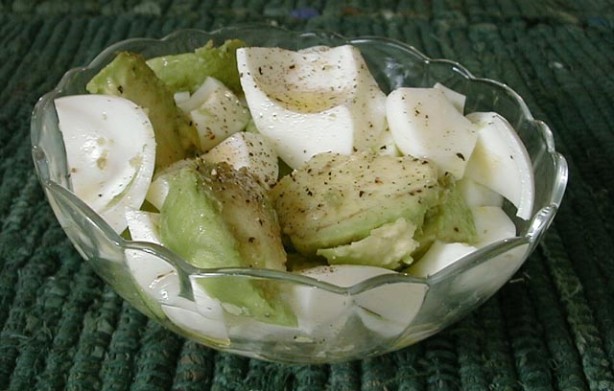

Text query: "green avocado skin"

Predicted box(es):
[159, 163, 296, 326]
[86, 51, 201, 171]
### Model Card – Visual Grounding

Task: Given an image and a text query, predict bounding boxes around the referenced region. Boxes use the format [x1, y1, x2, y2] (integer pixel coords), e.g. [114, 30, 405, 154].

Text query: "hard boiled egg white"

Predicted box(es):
[456, 177, 504, 208]
[464, 112, 535, 220]
[386, 87, 478, 179]
[292, 265, 426, 339]
[407, 241, 477, 278]
[124, 209, 179, 303]
[162, 297, 229, 343]
[55, 94, 156, 234]
[237, 45, 387, 169]
[433, 82, 466, 114]
[124, 209, 179, 318]
[471, 206, 517, 247]
[145, 158, 194, 211]
[202, 131, 279, 188]
[177, 77, 250, 152]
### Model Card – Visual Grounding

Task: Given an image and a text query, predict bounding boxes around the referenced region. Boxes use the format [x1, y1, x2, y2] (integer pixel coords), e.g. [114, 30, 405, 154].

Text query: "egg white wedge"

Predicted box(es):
[375, 128, 402, 157]
[290, 265, 373, 334]
[173, 91, 190, 106]
[124, 209, 178, 319]
[464, 112, 535, 220]
[177, 77, 250, 152]
[237, 45, 387, 169]
[125, 209, 161, 243]
[225, 313, 313, 344]
[471, 206, 517, 247]
[124, 209, 177, 302]
[55, 94, 156, 234]
[433, 82, 466, 114]
[354, 277, 427, 338]
[456, 177, 504, 208]
[161, 297, 229, 343]
[386, 87, 478, 179]
[407, 241, 477, 278]
[202, 131, 278, 188]
[145, 158, 193, 211]
[451, 243, 529, 298]
[290, 265, 393, 334]
[290, 264, 426, 339]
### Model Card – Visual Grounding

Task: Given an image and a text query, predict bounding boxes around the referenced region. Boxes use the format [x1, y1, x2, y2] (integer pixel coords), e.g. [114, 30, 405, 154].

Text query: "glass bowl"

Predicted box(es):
[30, 25, 568, 364]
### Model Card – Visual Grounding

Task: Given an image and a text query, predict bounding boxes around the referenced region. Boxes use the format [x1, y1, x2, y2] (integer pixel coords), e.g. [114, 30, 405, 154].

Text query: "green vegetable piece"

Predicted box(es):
[271, 151, 443, 254]
[416, 177, 477, 247]
[159, 161, 296, 326]
[147, 39, 245, 95]
[204, 161, 288, 271]
[317, 217, 419, 270]
[86, 51, 201, 171]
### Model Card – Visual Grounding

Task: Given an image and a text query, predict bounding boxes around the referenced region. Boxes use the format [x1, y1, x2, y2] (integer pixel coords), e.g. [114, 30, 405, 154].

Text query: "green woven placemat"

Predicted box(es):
[1, 1, 614, 390]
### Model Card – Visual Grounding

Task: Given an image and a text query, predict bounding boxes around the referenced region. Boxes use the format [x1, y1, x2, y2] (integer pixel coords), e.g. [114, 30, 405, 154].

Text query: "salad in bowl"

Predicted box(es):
[30, 25, 567, 364]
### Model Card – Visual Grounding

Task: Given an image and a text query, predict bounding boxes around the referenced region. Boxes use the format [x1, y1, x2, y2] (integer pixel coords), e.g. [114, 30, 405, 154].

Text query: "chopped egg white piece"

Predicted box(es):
[374, 128, 402, 157]
[125, 209, 178, 303]
[124, 209, 178, 319]
[386, 87, 478, 179]
[202, 131, 279, 188]
[433, 82, 466, 114]
[55, 94, 156, 233]
[471, 206, 517, 247]
[457, 177, 504, 208]
[173, 91, 191, 106]
[354, 278, 427, 338]
[291, 265, 369, 334]
[162, 298, 229, 342]
[145, 158, 193, 211]
[292, 265, 425, 338]
[407, 241, 477, 278]
[464, 112, 535, 220]
[237, 45, 387, 168]
[177, 77, 250, 152]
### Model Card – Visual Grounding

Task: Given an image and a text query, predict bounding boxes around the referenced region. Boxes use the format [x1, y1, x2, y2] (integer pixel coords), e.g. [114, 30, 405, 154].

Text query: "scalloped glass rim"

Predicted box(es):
[31, 24, 568, 295]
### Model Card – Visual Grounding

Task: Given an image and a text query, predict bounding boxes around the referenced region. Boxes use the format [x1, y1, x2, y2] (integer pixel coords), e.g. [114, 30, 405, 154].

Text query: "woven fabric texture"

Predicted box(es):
[1, 1, 614, 390]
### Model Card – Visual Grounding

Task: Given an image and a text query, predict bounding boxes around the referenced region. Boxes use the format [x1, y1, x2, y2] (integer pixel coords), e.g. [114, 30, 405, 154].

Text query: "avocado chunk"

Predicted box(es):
[270, 151, 443, 254]
[147, 39, 245, 95]
[86, 51, 201, 171]
[414, 176, 478, 256]
[316, 217, 419, 270]
[159, 160, 295, 326]
[203, 161, 288, 271]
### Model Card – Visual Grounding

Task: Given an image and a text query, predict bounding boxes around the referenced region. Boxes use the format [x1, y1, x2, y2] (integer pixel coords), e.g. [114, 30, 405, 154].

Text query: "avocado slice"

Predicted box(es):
[413, 176, 478, 257]
[146, 39, 245, 95]
[316, 217, 419, 270]
[86, 51, 201, 171]
[203, 161, 288, 271]
[159, 160, 296, 326]
[270, 151, 443, 254]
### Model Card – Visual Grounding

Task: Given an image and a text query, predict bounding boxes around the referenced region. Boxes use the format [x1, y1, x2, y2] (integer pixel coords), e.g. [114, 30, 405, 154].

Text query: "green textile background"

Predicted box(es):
[1, 1, 614, 390]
